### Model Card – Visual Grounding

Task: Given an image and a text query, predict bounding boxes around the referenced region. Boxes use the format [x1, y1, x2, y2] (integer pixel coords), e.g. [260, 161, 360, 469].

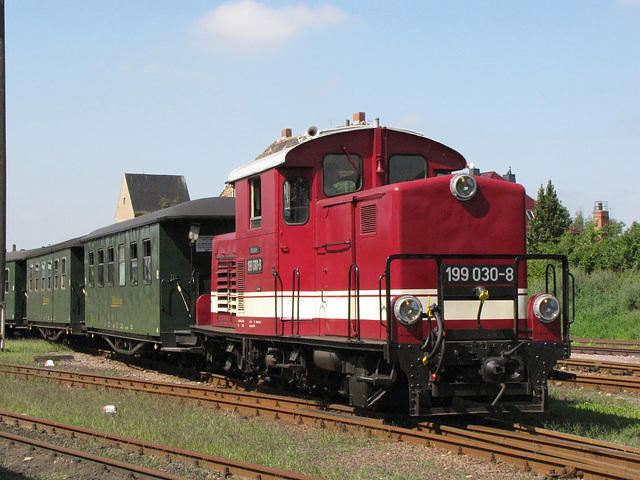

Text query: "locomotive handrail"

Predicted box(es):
[513, 254, 571, 345]
[347, 263, 361, 341]
[545, 264, 557, 297]
[272, 267, 284, 335]
[378, 274, 387, 329]
[291, 269, 301, 336]
[384, 254, 442, 352]
[568, 272, 576, 326]
[313, 240, 351, 250]
[384, 253, 572, 356]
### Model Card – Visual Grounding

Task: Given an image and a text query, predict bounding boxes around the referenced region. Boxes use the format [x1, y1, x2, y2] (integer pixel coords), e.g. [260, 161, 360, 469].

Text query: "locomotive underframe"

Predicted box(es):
[193, 324, 564, 416]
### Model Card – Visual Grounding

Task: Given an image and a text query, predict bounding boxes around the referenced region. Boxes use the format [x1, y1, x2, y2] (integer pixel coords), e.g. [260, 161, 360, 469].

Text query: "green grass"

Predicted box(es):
[0, 338, 72, 364]
[510, 386, 640, 448]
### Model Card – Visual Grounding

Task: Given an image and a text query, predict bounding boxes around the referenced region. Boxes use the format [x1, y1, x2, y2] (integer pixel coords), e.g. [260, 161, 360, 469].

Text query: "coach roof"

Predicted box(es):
[83, 197, 235, 241]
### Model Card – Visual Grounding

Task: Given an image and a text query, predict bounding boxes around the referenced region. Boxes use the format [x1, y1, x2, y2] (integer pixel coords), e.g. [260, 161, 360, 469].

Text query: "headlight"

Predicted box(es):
[533, 294, 560, 323]
[393, 295, 423, 326]
[450, 174, 477, 201]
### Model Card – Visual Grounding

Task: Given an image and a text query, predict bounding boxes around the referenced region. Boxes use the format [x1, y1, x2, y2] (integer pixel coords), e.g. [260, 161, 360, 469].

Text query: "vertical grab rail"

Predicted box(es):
[272, 267, 283, 335]
[291, 269, 300, 336]
[378, 274, 387, 329]
[347, 263, 361, 341]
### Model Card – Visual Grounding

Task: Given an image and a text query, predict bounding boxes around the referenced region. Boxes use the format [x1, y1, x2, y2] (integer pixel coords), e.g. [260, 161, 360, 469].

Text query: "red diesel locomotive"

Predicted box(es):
[193, 113, 573, 416]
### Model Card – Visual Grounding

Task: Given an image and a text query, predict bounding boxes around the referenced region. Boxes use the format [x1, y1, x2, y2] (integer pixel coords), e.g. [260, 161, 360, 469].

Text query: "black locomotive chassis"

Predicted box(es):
[391, 339, 567, 416]
[192, 325, 565, 416]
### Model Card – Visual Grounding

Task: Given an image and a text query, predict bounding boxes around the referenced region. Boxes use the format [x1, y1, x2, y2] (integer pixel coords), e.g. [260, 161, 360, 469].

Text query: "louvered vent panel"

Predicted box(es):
[236, 262, 245, 313]
[360, 204, 377, 234]
[216, 260, 237, 313]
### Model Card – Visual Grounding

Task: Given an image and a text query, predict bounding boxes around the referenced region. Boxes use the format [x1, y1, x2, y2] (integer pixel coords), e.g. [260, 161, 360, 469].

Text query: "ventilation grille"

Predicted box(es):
[216, 260, 237, 313]
[236, 262, 245, 313]
[360, 204, 377, 234]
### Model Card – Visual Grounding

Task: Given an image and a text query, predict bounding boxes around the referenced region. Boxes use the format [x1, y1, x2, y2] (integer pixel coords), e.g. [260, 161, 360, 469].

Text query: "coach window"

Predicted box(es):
[47, 261, 52, 290]
[4, 269, 8, 294]
[41, 262, 46, 290]
[54, 259, 59, 290]
[61, 258, 67, 289]
[250, 177, 262, 229]
[283, 177, 309, 225]
[97, 249, 105, 287]
[28, 264, 33, 291]
[323, 153, 362, 196]
[107, 247, 115, 287]
[118, 244, 125, 286]
[35, 264, 39, 291]
[130, 242, 138, 286]
[143, 239, 152, 285]
[88, 251, 95, 288]
[388, 155, 427, 184]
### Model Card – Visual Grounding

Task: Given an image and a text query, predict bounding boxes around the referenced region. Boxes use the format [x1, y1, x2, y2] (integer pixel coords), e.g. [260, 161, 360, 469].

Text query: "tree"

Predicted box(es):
[527, 180, 571, 253]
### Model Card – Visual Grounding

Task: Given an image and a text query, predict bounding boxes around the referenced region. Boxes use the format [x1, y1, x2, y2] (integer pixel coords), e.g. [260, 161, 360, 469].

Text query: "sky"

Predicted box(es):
[5, 0, 640, 250]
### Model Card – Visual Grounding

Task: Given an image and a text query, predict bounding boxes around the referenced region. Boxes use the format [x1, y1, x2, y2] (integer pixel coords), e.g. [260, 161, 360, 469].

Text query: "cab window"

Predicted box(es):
[250, 177, 262, 229]
[323, 153, 362, 196]
[283, 177, 309, 225]
[388, 155, 427, 184]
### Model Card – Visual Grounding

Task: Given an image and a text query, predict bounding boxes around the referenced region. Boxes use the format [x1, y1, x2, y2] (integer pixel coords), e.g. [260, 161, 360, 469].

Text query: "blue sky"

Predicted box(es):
[5, 1, 640, 250]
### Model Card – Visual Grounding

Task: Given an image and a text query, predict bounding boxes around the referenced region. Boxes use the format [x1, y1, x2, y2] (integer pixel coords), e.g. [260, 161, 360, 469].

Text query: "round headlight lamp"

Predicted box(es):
[533, 294, 560, 323]
[393, 295, 423, 326]
[450, 174, 477, 201]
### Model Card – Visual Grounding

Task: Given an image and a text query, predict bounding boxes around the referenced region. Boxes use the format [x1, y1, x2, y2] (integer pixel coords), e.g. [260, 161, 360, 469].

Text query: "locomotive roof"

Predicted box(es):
[83, 196, 235, 241]
[227, 124, 428, 183]
[6, 237, 84, 262]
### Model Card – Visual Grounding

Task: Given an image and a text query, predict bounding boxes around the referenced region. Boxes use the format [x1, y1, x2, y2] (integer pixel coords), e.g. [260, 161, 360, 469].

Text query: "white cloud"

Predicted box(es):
[194, 1, 349, 53]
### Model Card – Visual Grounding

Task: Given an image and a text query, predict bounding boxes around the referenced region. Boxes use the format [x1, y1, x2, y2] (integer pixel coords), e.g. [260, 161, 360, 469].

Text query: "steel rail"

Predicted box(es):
[0, 410, 325, 480]
[551, 371, 640, 393]
[0, 429, 193, 480]
[571, 338, 640, 357]
[557, 357, 640, 377]
[0, 363, 355, 415]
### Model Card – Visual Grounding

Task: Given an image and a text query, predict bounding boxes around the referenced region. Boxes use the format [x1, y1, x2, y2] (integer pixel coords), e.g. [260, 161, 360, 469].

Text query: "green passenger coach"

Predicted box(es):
[23, 239, 86, 338]
[5, 249, 29, 330]
[81, 197, 235, 354]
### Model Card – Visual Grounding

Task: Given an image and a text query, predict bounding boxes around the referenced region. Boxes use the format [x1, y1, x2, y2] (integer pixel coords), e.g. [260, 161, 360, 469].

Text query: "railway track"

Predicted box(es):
[0, 428, 194, 480]
[0, 411, 323, 480]
[2, 362, 639, 479]
[571, 338, 640, 357]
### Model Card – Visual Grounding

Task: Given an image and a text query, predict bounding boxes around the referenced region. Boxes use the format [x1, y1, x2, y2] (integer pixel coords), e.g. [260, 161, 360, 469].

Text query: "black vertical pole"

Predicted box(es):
[0, 0, 6, 351]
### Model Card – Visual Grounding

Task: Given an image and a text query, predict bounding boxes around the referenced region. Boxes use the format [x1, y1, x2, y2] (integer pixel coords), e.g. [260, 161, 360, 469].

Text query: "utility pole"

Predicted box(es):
[0, 0, 6, 351]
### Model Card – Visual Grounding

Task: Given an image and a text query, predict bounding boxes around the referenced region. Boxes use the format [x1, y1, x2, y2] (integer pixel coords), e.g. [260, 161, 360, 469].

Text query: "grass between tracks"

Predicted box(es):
[1, 339, 639, 479]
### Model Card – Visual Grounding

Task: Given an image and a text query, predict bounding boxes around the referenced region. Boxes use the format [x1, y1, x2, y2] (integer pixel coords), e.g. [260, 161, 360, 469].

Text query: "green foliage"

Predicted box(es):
[527, 180, 571, 253]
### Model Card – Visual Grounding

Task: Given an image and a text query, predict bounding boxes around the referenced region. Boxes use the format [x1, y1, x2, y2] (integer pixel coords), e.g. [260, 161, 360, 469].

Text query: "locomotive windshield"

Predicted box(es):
[388, 155, 427, 184]
[323, 153, 362, 196]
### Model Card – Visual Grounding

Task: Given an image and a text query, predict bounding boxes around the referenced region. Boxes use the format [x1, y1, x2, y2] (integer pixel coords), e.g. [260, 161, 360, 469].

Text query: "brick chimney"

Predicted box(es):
[594, 201, 609, 230]
[353, 112, 366, 124]
[281, 128, 292, 138]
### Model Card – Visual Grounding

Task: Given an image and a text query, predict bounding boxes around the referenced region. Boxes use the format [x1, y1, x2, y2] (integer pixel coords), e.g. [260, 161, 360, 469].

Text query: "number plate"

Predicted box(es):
[444, 264, 515, 284]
